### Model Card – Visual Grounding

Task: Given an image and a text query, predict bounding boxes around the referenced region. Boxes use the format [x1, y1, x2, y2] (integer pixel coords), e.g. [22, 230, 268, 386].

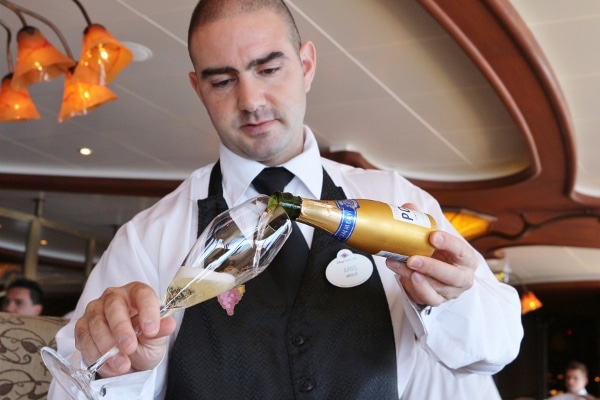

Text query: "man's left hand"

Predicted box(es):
[386, 229, 477, 306]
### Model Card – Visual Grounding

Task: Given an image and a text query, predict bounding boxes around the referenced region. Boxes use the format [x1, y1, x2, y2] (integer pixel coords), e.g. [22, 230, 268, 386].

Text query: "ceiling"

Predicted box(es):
[0, 0, 599, 295]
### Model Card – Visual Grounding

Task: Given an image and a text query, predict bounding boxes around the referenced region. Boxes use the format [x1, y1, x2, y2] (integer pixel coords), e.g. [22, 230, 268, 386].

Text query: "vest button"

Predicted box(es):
[300, 378, 315, 392]
[292, 335, 305, 346]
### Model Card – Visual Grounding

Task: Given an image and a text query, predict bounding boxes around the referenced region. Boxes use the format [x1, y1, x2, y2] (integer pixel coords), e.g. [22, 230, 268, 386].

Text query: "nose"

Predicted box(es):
[236, 77, 265, 113]
[4, 301, 16, 313]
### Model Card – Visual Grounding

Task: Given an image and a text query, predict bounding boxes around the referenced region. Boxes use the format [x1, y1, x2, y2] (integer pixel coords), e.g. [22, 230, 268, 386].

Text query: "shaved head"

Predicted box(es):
[187, 0, 301, 60]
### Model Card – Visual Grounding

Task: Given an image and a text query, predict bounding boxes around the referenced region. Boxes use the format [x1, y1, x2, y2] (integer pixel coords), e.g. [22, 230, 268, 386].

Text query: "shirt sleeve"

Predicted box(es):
[48, 211, 182, 400]
[401, 343, 503, 400]
[398, 179, 524, 374]
[401, 254, 523, 374]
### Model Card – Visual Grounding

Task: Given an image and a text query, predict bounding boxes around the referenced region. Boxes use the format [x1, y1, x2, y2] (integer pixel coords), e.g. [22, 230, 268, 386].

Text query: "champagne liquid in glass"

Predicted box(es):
[162, 269, 236, 314]
[163, 205, 284, 314]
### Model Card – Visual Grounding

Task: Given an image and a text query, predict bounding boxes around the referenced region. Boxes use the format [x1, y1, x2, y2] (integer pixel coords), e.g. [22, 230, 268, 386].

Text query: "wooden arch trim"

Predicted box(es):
[413, 0, 575, 193]
[326, 0, 600, 258]
[327, 0, 577, 196]
[413, 0, 600, 257]
[327, 0, 576, 197]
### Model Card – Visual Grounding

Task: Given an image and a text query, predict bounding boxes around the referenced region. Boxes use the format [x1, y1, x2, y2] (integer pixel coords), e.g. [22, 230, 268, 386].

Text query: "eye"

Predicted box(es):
[211, 77, 234, 88]
[260, 66, 280, 76]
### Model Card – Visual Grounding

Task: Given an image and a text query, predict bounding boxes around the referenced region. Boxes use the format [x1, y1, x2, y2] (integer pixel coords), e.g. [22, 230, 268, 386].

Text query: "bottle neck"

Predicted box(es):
[269, 192, 303, 220]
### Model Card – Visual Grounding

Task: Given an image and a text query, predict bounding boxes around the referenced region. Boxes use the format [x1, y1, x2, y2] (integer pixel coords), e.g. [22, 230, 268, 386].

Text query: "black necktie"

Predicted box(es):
[252, 167, 310, 306]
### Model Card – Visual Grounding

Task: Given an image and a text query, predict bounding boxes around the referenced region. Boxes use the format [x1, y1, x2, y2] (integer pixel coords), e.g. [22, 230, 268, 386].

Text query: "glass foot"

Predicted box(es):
[41, 346, 101, 400]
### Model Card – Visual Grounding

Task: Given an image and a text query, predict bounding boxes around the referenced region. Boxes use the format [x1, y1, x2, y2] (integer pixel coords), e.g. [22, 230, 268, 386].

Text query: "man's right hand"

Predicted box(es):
[74, 282, 177, 378]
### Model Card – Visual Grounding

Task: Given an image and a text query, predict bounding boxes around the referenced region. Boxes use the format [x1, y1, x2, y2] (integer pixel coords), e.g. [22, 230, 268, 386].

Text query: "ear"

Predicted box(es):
[189, 71, 204, 102]
[33, 304, 42, 316]
[299, 41, 317, 93]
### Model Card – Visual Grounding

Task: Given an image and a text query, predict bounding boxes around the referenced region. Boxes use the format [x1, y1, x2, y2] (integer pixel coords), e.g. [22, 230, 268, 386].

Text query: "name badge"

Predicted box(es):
[325, 249, 373, 288]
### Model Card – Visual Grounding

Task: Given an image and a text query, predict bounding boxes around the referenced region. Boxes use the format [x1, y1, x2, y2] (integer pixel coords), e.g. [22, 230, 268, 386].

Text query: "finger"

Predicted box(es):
[388, 258, 459, 302]
[400, 272, 445, 306]
[429, 231, 477, 271]
[385, 258, 411, 279]
[103, 283, 161, 355]
[75, 296, 121, 362]
[134, 317, 177, 354]
[98, 311, 173, 377]
[98, 286, 140, 356]
[74, 308, 105, 364]
[387, 259, 428, 303]
[74, 303, 134, 377]
[406, 255, 472, 290]
[401, 202, 420, 212]
[127, 282, 161, 338]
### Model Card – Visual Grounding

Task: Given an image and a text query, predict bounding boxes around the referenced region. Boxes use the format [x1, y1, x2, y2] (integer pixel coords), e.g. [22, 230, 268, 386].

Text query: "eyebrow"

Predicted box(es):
[201, 51, 285, 79]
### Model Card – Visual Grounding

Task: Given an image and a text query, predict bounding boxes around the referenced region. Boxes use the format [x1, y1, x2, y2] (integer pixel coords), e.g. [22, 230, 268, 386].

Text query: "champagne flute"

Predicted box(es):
[40, 195, 292, 400]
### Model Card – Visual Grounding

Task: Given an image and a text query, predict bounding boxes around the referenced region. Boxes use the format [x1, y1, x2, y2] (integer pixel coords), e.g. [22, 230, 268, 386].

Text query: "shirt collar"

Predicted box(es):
[219, 126, 323, 206]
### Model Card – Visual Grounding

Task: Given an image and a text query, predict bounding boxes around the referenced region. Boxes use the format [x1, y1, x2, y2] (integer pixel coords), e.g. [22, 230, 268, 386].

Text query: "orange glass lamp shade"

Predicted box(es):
[58, 68, 117, 122]
[521, 290, 543, 315]
[11, 26, 76, 90]
[443, 209, 497, 241]
[0, 74, 41, 122]
[78, 24, 133, 85]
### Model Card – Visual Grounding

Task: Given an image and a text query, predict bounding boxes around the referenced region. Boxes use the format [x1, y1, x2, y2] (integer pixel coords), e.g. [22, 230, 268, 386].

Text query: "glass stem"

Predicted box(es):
[87, 345, 121, 376]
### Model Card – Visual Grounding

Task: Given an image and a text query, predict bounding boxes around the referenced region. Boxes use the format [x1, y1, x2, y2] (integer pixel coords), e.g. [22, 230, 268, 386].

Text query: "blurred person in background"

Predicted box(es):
[547, 361, 596, 400]
[1, 277, 44, 316]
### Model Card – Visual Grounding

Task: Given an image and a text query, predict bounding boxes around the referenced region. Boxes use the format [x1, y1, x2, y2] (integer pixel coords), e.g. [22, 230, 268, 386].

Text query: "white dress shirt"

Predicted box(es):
[49, 126, 522, 399]
[547, 390, 592, 400]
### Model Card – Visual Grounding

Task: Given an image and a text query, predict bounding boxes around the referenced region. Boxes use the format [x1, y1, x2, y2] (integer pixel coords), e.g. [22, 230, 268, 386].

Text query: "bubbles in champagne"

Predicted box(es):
[163, 268, 236, 312]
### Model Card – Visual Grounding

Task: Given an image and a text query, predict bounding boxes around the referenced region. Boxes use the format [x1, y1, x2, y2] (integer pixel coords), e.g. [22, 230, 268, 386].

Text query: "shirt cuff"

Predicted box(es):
[90, 369, 156, 399]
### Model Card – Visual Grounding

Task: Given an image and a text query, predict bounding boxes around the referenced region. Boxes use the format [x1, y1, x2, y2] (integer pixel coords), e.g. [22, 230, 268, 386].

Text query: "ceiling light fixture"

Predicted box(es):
[0, 18, 40, 122]
[1, 0, 76, 90]
[11, 26, 76, 89]
[71, 0, 133, 85]
[58, 67, 117, 122]
[520, 290, 543, 314]
[443, 208, 497, 241]
[493, 260, 543, 315]
[0, 0, 133, 123]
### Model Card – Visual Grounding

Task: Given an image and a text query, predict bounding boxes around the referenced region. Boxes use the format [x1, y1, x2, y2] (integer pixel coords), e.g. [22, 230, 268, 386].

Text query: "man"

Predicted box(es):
[547, 361, 596, 400]
[1, 278, 43, 316]
[50, 1, 523, 398]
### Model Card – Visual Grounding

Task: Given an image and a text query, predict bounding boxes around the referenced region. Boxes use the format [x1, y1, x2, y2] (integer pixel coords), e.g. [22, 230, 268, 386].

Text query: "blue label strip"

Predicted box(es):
[333, 200, 359, 242]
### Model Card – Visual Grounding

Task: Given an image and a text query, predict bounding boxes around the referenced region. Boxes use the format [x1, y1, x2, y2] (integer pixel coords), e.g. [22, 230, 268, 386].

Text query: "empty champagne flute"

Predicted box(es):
[40, 195, 292, 400]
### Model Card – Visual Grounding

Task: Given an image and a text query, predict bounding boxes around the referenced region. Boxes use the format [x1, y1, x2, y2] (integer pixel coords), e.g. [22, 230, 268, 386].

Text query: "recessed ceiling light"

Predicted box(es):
[121, 41, 153, 62]
[40, 239, 48, 246]
[79, 147, 92, 156]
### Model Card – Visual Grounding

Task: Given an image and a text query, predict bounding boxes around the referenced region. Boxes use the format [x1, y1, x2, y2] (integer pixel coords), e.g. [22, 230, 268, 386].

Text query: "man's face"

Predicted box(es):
[2, 287, 42, 316]
[565, 368, 587, 394]
[188, 9, 316, 166]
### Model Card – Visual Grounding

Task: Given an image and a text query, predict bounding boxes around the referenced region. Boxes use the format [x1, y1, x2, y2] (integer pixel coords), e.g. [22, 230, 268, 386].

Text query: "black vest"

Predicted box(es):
[166, 162, 398, 399]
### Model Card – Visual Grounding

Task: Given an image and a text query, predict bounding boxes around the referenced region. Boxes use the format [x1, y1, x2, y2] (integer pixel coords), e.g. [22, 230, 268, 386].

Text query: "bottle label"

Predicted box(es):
[333, 199, 359, 242]
[390, 206, 432, 229]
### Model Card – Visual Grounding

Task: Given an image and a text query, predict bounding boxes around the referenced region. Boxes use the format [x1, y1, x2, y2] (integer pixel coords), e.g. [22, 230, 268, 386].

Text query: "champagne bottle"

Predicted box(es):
[268, 192, 437, 262]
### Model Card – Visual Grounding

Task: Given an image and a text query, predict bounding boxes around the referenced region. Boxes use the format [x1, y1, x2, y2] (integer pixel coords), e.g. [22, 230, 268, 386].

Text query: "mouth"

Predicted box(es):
[241, 119, 275, 136]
